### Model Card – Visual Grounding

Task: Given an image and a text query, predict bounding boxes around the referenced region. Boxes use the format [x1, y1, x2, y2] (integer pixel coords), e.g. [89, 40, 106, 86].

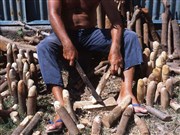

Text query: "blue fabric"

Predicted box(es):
[37, 28, 143, 87]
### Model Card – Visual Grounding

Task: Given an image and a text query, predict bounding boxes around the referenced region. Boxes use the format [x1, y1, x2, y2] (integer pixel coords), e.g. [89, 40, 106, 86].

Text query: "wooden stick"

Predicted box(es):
[145, 106, 172, 121]
[91, 115, 102, 135]
[162, 65, 170, 83]
[63, 89, 78, 124]
[0, 81, 8, 93]
[29, 63, 38, 86]
[128, 8, 141, 30]
[161, 13, 168, 51]
[143, 23, 149, 47]
[7, 43, 13, 64]
[54, 101, 79, 135]
[154, 82, 164, 103]
[16, 54, 23, 80]
[0, 68, 6, 75]
[168, 19, 173, 55]
[27, 85, 37, 115]
[26, 50, 35, 64]
[20, 111, 44, 135]
[115, 105, 133, 135]
[102, 96, 131, 128]
[0, 95, 3, 110]
[134, 114, 150, 135]
[136, 17, 143, 48]
[12, 44, 18, 62]
[146, 81, 157, 106]
[165, 78, 173, 97]
[11, 115, 33, 135]
[6, 63, 12, 92]
[23, 61, 29, 85]
[170, 100, 180, 113]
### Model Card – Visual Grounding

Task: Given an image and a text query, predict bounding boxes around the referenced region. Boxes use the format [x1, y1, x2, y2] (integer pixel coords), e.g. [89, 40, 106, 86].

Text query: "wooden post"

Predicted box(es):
[11, 81, 18, 104]
[12, 44, 18, 62]
[102, 96, 131, 128]
[136, 17, 143, 48]
[27, 85, 37, 115]
[137, 79, 145, 104]
[16, 54, 23, 80]
[115, 105, 133, 135]
[160, 87, 169, 110]
[162, 65, 170, 83]
[146, 81, 157, 106]
[128, 9, 141, 30]
[143, 23, 149, 48]
[7, 43, 13, 64]
[54, 101, 79, 135]
[154, 82, 164, 103]
[168, 19, 173, 56]
[170, 100, 180, 113]
[165, 78, 173, 97]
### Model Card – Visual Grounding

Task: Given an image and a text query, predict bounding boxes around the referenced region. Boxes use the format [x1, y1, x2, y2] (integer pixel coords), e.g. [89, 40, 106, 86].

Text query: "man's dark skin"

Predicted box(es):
[47, 0, 147, 131]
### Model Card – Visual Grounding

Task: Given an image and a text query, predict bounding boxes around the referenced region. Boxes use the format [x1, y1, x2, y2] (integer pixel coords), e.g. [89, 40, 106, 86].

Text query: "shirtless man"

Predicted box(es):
[37, 0, 147, 133]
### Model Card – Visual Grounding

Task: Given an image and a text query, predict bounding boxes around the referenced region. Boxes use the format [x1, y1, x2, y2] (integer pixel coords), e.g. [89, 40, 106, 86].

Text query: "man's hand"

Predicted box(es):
[108, 48, 123, 74]
[63, 42, 78, 66]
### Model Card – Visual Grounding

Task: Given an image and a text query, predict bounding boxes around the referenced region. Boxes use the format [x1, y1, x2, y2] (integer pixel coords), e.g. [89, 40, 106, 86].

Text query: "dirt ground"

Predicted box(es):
[0, 29, 180, 135]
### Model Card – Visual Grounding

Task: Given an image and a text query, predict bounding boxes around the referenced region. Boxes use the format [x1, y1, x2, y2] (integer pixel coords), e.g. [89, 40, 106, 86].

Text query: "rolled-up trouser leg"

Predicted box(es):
[36, 33, 64, 87]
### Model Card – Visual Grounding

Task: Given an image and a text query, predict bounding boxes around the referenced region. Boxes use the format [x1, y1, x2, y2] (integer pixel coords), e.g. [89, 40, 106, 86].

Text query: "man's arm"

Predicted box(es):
[48, 0, 78, 66]
[101, 0, 124, 74]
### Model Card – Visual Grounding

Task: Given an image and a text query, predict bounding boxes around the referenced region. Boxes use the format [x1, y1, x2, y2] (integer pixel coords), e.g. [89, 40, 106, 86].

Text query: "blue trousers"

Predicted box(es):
[37, 28, 143, 87]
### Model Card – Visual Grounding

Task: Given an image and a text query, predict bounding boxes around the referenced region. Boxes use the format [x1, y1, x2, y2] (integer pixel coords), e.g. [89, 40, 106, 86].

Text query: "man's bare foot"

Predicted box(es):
[46, 115, 63, 133]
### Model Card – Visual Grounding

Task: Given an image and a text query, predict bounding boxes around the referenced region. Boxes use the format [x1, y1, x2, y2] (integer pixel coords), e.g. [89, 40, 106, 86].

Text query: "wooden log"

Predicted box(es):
[29, 63, 38, 86]
[152, 41, 160, 58]
[126, 11, 131, 27]
[27, 79, 34, 90]
[96, 3, 105, 29]
[152, 68, 161, 82]
[91, 115, 102, 135]
[18, 80, 27, 115]
[154, 82, 164, 103]
[23, 36, 41, 45]
[1, 90, 10, 97]
[168, 19, 173, 56]
[146, 81, 157, 106]
[12, 44, 18, 62]
[162, 65, 170, 83]
[27, 85, 37, 115]
[96, 68, 111, 95]
[16, 54, 23, 80]
[145, 106, 172, 121]
[160, 87, 169, 110]
[128, 8, 141, 30]
[63, 89, 78, 124]
[26, 50, 35, 64]
[136, 17, 143, 48]
[102, 96, 131, 128]
[170, 100, 180, 113]
[165, 78, 173, 97]
[150, 52, 156, 69]
[115, 105, 133, 135]
[137, 79, 145, 104]
[20, 111, 44, 135]
[143, 23, 149, 47]
[11, 81, 18, 104]
[0, 81, 8, 93]
[54, 101, 79, 135]
[160, 51, 168, 65]
[23, 61, 29, 85]
[161, 13, 168, 51]
[0, 95, 3, 110]
[171, 20, 180, 59]
[134, 114, 150, 135]
[6, 63, 12, 92]
[0, 35, 36, 52]
[142, 48, 151, 77]
[94, 65, 108, 75]
[7, 43, 13, 64]
[74, 97, 117, 110]
[11, 115, 33, 135]
[141, 8, 160, 42]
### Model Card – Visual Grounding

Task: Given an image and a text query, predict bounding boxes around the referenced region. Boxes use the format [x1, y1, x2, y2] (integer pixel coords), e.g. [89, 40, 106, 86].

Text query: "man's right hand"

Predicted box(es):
[62, 42, 78, 66]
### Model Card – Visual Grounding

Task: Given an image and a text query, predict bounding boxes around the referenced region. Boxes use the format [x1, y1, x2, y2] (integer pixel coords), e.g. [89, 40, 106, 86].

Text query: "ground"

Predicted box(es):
[0, 29, 180, 135]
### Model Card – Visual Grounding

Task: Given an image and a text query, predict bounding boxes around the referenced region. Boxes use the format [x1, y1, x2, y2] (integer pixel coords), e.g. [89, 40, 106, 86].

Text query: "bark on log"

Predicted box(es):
[146, 81, 157, 106]
[12, 44, 18, 62]
[91, 115, 102, 135]
[168, 19, 173, 55]
[0, 35, 36, 52]
[11, 115, 33, 135]
[145, 106, 172, 121]
[136, 17, 143, 48]
[102, 96, 131, 128]
[27, 85, 37, 115]
[115, 105, 133, 135]
[63, 89, 78, 124]
[54, 101, 79, 135]
[134, 114, 150, 135]
[20, 111, 43, 135]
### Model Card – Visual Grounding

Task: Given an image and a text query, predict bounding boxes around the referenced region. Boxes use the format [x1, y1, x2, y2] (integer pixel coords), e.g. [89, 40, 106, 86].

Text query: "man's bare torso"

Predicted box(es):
[61, 0, 100, 29]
